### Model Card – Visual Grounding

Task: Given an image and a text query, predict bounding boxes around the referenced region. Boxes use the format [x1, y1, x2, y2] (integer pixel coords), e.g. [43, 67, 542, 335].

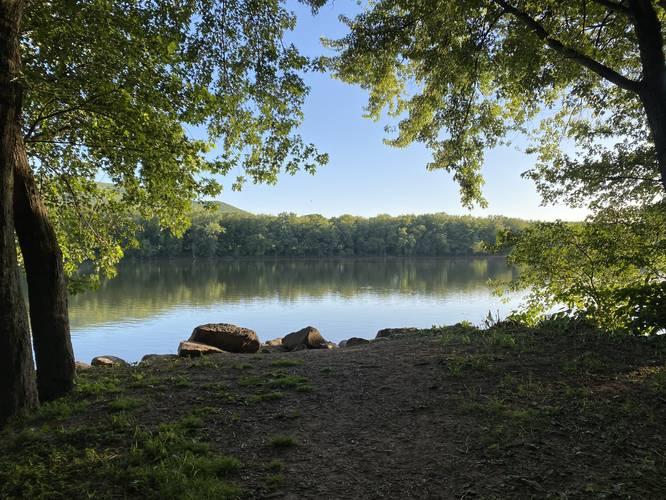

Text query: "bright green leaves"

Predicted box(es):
[325, 0, 660, 209]
[20, 1, 327, 286]
[496, 203, 666, 333]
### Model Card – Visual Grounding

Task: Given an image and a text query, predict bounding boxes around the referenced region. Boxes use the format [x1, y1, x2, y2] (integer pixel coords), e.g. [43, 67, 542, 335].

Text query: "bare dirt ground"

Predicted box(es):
[2, 322, 665, 499]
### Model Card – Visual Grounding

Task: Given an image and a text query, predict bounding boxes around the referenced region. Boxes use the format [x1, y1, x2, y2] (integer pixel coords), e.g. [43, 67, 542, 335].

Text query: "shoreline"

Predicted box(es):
[3, 322, 665, 498]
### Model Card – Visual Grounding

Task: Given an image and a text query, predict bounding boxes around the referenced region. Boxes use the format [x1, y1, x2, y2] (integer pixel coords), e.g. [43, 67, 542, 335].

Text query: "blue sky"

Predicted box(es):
[214, 1, 588, 221]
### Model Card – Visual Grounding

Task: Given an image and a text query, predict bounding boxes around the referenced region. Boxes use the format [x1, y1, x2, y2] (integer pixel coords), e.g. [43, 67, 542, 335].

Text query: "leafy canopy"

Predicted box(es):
[494, 203, 666, 333]
[22, 0, 327, 285]
[323, 0, 664, 208]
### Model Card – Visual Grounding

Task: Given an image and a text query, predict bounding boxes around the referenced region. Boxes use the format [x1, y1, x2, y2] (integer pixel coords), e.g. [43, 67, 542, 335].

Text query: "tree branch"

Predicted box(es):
[492, 0, 642, 93]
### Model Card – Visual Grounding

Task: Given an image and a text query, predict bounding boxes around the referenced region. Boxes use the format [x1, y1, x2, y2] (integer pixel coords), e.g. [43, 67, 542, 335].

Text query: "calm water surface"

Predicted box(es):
[69, 257, 523, 362]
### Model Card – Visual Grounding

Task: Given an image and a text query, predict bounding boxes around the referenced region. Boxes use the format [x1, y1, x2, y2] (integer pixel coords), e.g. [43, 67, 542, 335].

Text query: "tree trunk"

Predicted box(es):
[640, 84, 666, 192]
[0, 0, 38, 425]
[13, 145, 75, 402]
[630, 0, 666, 191]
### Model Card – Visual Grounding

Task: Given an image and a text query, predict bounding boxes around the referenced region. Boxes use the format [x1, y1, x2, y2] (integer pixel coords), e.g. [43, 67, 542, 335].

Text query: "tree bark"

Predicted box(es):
[629, 0, 666, 191]
[640, 85, 666, 192]
[13, 143, 75, 402]
[0, 0, 38, 425]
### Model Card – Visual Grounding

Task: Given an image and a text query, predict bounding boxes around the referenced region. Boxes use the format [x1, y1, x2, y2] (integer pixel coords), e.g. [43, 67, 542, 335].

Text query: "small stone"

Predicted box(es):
[91, 356, 129, 367]
[343, 337, 370, 347]
[375, 327, 420, 339]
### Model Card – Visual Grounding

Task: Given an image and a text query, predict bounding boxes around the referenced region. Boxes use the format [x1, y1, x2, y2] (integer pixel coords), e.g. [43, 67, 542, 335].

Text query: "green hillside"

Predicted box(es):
[193, 200, 251, 215]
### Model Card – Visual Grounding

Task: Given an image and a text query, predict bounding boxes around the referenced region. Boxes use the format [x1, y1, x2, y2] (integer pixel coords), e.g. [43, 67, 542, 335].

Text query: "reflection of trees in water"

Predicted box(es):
[70, 257, 517, 328]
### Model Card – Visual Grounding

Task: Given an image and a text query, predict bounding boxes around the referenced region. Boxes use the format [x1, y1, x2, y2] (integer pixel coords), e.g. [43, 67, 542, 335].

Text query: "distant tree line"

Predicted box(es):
[127, 211, 531, 258]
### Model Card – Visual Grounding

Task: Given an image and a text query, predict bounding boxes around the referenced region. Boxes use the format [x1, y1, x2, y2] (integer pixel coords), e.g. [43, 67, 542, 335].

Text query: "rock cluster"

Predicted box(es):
[84, 324, 420, 366]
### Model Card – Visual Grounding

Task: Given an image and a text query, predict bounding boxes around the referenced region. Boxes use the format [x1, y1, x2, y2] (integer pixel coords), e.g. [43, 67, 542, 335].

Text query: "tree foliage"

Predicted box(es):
[22, 0, 327, 286]
[128, 209, 529, 258]
[323, 0, 665, 208]
[495, 203, 666, 333]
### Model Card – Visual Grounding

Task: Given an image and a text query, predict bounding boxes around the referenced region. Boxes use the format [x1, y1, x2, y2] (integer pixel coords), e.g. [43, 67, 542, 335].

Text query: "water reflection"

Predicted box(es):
[68, 257, 521, 362]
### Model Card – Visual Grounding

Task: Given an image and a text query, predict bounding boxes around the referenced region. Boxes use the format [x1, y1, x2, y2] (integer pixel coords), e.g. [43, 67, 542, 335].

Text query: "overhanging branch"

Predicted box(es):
[492, 0, 642, 93]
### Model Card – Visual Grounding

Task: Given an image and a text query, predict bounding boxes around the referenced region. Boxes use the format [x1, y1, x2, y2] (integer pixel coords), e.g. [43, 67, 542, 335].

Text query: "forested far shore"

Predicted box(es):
[127, 211, 531, 258]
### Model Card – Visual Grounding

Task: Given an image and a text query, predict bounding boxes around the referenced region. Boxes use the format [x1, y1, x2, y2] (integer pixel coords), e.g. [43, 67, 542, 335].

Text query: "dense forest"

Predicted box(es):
[127, 210, 530, 258]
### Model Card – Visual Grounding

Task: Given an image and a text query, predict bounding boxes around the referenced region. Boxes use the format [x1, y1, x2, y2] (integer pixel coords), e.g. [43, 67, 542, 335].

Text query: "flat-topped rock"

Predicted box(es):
[91, 355, 129, 367]
[189, 323, 260, 353]
[375, 327, 420, 339]
[75, 361, 92, 371]
[178, 341, 224, 358]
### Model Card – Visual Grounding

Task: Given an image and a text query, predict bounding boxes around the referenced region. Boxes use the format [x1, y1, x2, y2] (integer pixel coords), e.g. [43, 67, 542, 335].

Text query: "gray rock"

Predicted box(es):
[91, 355, 129, 367]
[375, 327, 420, 339]
[178, 340, 224, 358]
[189, 323, 260, 353]
[343, 337, 370, 347]
[282, 326, 328, 351]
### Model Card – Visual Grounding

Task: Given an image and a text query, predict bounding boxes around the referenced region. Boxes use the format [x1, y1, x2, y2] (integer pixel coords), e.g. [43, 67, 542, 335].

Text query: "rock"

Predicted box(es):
[343, 337, 370, 347]
[265, 338, 283, 347]
[140, 354, 179, 365]
[91, 355, 129, 367]
[178, 341, 224, 358]
[325, 342, 338, 349]
[282, 326, 328, 351]
[189, 323, 260, 354]
[375, 327, 420, 339]
[75, 361, 92, 371]
[338, 340, 347, 348]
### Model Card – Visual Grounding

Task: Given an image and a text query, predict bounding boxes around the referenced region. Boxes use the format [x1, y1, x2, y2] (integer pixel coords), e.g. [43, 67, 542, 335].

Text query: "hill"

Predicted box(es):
[192, 200, 251, 215]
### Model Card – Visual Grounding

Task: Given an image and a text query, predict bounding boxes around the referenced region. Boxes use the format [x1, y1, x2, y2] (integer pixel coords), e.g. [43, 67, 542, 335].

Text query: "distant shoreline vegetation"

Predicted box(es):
[127, 208, 531, 259]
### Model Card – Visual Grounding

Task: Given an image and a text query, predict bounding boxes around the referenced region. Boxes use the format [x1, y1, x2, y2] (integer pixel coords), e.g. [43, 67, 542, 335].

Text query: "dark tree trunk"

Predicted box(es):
[13, 145, 75, 402]
[630, 0, 666, 191]
[641, 85, 666, 192]
[0, 0, 38, 425]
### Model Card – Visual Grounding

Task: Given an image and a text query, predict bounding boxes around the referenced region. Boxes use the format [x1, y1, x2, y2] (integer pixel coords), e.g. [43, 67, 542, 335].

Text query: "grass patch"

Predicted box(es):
[108, 397, 143, 412]
[238, 375, 263, 387]
[264, 473, 284, 491]
[268, 434, 297, 448]
[249, 391, 285, 403]
[266, 372, 309, 389]
[266, 458, 284, 472]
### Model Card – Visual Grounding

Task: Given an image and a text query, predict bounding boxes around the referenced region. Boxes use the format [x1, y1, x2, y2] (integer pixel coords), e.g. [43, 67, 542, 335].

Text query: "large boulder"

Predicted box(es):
[375, 327, 420, 339]
[282, 326, 328, 351]
[189, 323, 260, 354]
[265, 338, 283, 347]
[178, 341, 224, 358]
[91, 355, 129, 367]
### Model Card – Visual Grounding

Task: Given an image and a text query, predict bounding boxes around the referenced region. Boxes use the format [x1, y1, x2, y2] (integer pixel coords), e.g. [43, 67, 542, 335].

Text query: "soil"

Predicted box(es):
[2, 322, 666, 499]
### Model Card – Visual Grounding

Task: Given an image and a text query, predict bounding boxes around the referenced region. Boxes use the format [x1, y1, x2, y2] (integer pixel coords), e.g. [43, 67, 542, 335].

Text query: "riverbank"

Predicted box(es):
[1, 321, 665, 498]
